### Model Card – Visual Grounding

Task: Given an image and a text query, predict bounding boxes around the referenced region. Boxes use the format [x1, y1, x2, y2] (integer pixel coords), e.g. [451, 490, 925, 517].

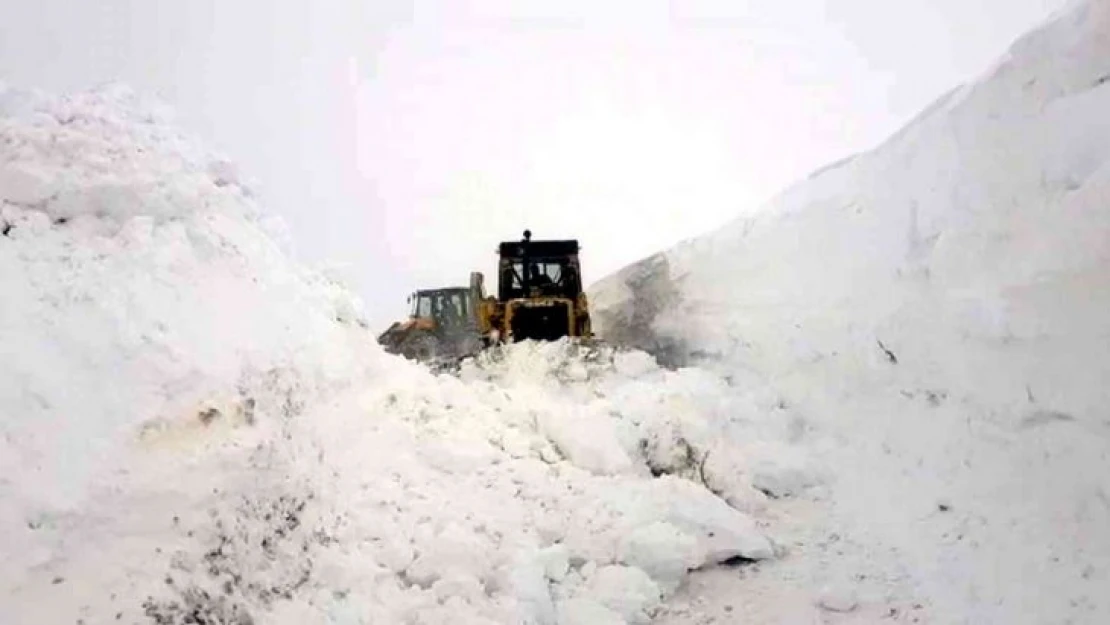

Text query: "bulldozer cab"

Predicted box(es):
[498, 237, 583, 301]
[379, 286, 483, 364]
[493, 230, 591, 342]
[408, 288, 474, 329]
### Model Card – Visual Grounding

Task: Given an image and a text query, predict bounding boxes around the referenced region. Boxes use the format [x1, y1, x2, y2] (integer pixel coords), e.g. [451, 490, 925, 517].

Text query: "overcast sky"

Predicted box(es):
[0, 0, 1067, 327]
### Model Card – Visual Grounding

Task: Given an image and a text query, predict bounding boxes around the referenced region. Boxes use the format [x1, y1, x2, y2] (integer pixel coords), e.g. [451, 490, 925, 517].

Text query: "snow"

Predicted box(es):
[0, 83, 789, 623]
[5, 2, 1108, 623]
[591, 1, 1110, 623]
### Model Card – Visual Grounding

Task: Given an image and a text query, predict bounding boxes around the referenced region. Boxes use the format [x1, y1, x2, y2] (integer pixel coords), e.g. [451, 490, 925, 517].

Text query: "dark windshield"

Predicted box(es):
[413, 291, 470, 325]
[509, 262, 563, 287]
[500, 257, 579, 299]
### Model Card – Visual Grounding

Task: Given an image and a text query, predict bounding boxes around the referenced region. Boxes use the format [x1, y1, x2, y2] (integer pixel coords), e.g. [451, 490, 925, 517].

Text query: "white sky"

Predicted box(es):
[0, 0, 1067, 327]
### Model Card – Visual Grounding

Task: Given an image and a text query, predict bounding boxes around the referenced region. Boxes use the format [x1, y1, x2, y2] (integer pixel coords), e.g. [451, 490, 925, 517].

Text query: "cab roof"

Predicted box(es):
[413, 286, 470, 296]
[498, 239, 580, 259]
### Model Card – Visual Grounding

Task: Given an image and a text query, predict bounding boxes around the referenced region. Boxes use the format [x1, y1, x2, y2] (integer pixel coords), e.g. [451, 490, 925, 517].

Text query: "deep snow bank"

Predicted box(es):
[0, 82, 374, 515]
[0, 82, 381, 620]
[593, 0, 1110, 411]
[591, 2, 1110, 622]
[0, 84, 794, 624]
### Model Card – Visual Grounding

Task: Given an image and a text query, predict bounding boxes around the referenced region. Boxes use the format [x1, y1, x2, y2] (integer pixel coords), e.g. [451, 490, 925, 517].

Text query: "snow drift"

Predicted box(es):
[0, 84, 796, 624]
[0, 82, 373, 515]
[592, 2, 1110, 623]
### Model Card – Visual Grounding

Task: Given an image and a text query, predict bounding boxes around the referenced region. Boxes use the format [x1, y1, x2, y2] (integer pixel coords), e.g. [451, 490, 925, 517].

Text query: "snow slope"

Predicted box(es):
[591, 2, 1110, 623]
[0, 84, 798, 624]
[0, 82, 372, 517]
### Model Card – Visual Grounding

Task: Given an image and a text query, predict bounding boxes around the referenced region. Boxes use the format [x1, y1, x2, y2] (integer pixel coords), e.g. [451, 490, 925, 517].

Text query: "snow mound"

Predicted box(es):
[591, 2, 1110, 622]
[0, 85, 792, 624]
[0, 82, 374, 515]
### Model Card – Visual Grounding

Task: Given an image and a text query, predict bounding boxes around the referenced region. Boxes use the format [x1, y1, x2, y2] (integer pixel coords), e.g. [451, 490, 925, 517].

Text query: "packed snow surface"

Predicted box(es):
[0, 83, 805, 624]
[593, 1, 1110, 623]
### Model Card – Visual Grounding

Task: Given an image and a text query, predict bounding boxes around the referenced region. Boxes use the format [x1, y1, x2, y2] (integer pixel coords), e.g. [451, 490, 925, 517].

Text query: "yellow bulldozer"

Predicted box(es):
[376, 286, 484, 363]
[378, 230, 594, 364]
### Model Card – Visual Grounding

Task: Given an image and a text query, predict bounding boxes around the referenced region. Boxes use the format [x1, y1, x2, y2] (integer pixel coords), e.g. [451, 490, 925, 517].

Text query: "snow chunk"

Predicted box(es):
[537, 405, 635, 475]
[617, 522, 703, 592]
[585, 564, 663, 624]
[501, 554, 557, 625]
[652, 476, 775, 563]
[537, 544, 571, 582]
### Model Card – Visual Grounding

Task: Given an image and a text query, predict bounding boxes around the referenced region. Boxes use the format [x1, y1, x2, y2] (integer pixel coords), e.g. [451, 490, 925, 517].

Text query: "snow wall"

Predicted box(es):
[590, 2, 1110, 623]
